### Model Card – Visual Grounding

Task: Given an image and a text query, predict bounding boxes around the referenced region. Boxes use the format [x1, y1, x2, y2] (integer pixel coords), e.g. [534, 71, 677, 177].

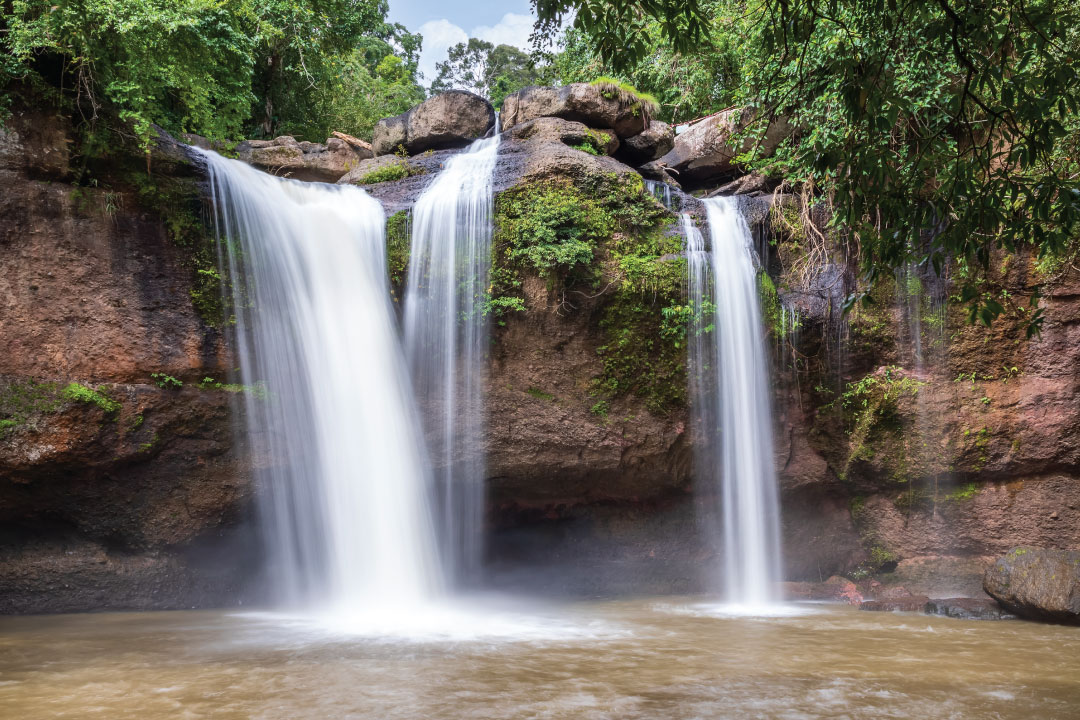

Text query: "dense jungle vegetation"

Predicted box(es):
[2, 0, 1078, 327]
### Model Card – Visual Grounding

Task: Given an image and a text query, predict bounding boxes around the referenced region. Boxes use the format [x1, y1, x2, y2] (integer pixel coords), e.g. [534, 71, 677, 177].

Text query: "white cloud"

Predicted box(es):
[416, 19, 469, 84]
[471, 13, 534, 51]
[417, 13, 536, 88]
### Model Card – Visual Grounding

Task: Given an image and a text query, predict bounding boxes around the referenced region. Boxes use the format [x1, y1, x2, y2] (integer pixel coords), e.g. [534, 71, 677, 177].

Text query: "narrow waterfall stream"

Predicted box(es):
[688, 197, 784, 609]
[199, 151, 442, 614]
[403, 133, 500, 586]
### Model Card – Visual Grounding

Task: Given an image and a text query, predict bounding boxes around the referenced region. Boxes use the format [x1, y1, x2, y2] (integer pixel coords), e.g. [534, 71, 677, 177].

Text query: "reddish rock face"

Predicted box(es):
[0, 108, 258, 613]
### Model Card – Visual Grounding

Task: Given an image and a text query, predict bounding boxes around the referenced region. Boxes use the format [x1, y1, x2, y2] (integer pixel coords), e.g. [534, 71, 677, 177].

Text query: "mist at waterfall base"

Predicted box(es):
[685, 197, 786, 615]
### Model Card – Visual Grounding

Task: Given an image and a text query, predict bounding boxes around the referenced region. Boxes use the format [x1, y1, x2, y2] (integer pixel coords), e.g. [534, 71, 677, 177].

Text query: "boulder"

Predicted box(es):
[235, 135, 371, 183]
[372, 91, 495, 156]
[924, 597, 1015, 621]
[509, 117, 620, 155]
[619, 121, 674, 164]
[501, 84, 647, 139]
[657, 107, 792, 185]
[983, 547, 1080, 624]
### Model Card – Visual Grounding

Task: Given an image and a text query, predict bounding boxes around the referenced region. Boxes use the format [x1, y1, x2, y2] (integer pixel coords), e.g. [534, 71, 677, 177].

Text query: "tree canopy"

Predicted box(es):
[431, 38, 551, 109]
[1, 0, 425, 144]
[541, 0, 1080, 333]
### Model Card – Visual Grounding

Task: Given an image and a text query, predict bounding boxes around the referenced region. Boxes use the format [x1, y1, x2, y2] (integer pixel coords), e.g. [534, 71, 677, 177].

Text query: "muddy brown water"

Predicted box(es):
[1, 597, 1078, 719]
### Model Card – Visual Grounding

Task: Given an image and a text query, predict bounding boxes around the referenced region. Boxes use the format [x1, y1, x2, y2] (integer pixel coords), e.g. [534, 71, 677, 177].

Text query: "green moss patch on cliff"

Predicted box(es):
[492, 173, 686, 412]
[61, 383, 121, 415]
[386, 209, 411, 301]
[0, 380, 63, 433]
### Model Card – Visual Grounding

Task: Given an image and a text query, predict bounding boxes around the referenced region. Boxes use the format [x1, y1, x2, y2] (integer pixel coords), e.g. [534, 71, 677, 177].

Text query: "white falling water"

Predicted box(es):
[198, 149, 441, 615]
[403, 133, 500, 586]
[687, 197, 784, 610]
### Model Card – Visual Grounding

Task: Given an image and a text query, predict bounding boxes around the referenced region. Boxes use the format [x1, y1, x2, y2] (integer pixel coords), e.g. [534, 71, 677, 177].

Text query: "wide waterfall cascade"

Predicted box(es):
[198, 149, 441, 613]
[403, 133, 500, 586]
[687, 197, 784, 610]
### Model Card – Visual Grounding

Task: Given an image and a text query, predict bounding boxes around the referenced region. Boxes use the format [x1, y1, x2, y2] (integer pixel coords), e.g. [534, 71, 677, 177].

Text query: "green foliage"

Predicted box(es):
[495, 180, 614, 278]
[386, 210, 411, 294]
[589, 76, 659, 117]
[943, 482, 980, 503]
[151, 373, 183, 389]
[570, 142, 600, 156]
[61, 382, 121, 415]
[839, 366, 926, 479]
[550, 0, 1080, 332]
[432, 39, 552, 109]
[533, 0, 709, 73]
[356, 160, 419, 185]
[2, 0, 423, 147]
[526, 387, 555, 402]
[198, 376, 268, 399]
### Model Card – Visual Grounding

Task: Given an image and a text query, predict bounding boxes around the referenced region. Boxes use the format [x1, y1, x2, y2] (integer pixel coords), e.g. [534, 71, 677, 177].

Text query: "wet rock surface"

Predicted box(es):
[924, 597, 1015, 620]
[983, 547, 1080, 624]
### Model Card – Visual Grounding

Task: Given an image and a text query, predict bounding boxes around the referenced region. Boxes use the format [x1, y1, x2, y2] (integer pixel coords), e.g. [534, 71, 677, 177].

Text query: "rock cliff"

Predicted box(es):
[2, 87, 1078, 610]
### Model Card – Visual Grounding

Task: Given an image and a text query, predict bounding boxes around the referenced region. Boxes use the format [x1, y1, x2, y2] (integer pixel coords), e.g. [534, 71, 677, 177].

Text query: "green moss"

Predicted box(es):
[526, 387, 555, 402]
[0, 380, 63, 432]
[125, 172, 226, 328]
[570, 142, 600, 156]
[150, 373, 183, 389]
[493, 174, 682, 410]
[61, 382, 121, 415]
[943, 482, 979, 502]
[589, 77, 660, 117]
[355, 159, 422, 185]
[838, 366, 926, 480]
[198, 377, 268, 399]
[386, 210, 411, 296]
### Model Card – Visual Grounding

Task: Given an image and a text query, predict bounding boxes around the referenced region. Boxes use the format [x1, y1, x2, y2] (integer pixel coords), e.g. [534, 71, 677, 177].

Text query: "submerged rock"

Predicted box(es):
[372, 90, 495, 156]
[859, 596, 931, 613]
[501, 84, 648, 139]
[924, 597, 1015, 621]
[235, 135, 372, 183]
[983, 547, 1080, 624]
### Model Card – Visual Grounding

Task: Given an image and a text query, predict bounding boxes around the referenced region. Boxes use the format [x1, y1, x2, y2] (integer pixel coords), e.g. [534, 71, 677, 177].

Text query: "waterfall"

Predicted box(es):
[687, 197, 784, 608]
[402, 133, 500, 586]
[198, 150, 441, 613]
[644, 179, 674, 210]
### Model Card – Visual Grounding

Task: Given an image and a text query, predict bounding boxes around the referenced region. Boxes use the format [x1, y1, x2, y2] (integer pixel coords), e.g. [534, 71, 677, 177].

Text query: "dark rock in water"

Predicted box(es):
[983, 547, 1080, 624]
[620, 121, 674, 164]
[501, 84, 647, 139]
[924, 597, 1015, 621]
[656, 108, 791, 186]
[859, 596, 930, 612]
[372, 90, 495, 156]
[235, 135, 372, 183]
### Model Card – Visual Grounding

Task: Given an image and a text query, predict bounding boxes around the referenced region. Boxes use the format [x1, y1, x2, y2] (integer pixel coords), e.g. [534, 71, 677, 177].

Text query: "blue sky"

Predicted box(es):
[387, 1, 538, 84]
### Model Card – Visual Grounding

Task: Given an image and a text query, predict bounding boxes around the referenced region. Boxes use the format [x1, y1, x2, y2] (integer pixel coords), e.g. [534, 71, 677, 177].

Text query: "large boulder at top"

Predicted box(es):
[501, 84, 648, 139]
[657, 107, 792, 185]
[619, 121, 674, 164]
[235, 135, 371, 183]
[983, 547, 1080, 624]
[372, 90, 495, 156]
